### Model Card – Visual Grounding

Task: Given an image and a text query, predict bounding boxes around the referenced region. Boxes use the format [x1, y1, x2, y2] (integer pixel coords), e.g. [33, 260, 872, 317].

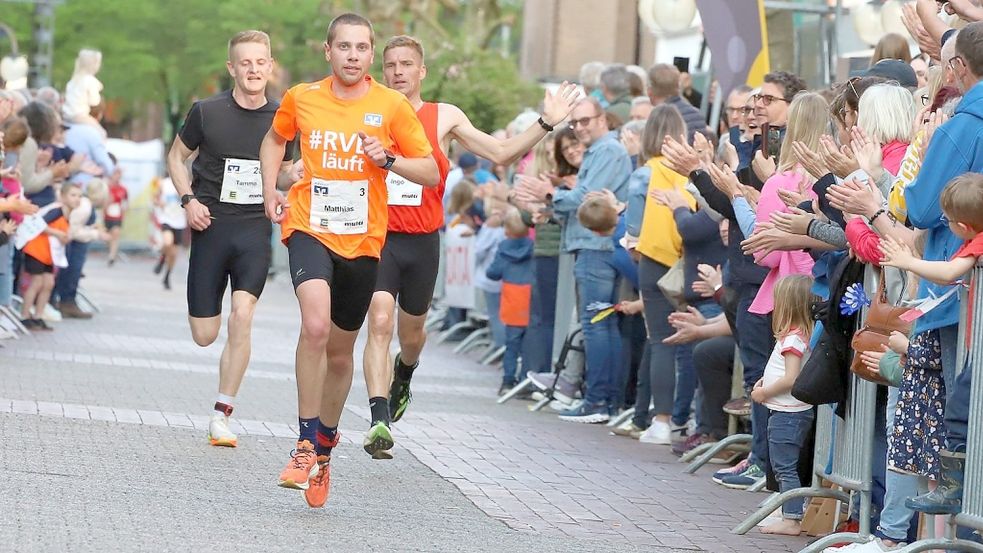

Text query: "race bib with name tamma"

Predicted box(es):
[220, 158, 264, 204]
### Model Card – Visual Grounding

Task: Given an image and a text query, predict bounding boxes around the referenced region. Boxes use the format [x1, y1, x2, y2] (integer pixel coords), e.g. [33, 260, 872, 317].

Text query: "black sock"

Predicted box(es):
[369, 396, 390, 426]
[395, 356, 418, 381]
[315, 421, 338, 457]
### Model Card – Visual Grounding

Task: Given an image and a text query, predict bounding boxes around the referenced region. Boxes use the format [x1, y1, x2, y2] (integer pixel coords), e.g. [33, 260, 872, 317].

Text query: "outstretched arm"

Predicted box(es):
[446, 83, 579, 165]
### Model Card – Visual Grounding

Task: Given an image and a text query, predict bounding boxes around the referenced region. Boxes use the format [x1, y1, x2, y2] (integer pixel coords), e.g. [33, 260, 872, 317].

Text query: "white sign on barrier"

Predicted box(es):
[444, 224, 476, 309]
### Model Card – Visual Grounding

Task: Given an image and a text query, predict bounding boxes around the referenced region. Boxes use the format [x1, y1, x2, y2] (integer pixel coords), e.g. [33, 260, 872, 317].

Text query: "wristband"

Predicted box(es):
[867, 208, 886, 224]
[537, 116, 554, 132]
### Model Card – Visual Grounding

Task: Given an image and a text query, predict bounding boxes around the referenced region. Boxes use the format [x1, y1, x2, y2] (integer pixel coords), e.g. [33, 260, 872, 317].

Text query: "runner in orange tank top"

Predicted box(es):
[258, 14, 439, 509]
[359, 34, 579, 457]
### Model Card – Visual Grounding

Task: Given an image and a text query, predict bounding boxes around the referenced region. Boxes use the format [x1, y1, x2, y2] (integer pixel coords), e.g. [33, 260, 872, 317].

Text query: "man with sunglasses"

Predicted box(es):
[905, 20, 983, 517]
[515, 97, 632, 424]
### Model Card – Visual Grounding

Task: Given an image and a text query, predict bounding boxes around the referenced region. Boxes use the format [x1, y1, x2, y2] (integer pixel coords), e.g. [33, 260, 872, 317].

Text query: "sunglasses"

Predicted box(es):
[754, 94, 789, 106]
[568, 114, 601, 129]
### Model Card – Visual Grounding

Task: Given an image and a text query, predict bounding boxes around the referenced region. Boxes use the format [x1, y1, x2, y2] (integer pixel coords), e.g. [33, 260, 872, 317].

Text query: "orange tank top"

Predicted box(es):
[386, 102, 450, 234]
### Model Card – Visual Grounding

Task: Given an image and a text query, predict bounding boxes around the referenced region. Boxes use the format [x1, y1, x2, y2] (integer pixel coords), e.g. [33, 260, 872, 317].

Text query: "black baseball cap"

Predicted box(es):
[862, 59, 918, 89]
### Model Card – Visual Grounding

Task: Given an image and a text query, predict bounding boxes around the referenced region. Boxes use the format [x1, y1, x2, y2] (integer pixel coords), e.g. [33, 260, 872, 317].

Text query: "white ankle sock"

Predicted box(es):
[215, 393, 235, 414]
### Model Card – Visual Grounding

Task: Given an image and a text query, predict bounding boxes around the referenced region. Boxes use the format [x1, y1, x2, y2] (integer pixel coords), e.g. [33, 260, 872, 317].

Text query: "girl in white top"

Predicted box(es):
[750, 274, 818, 536]
[62, 49, 103, 128]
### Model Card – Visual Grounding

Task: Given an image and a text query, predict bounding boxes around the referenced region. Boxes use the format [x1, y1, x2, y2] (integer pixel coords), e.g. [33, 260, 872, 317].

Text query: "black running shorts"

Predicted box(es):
[161, 224, 186, 247]
[187, 217, 272, 318]
[24, 255, 53, 275]
[287, 231, 379, 332]
[375, 231, 440, 316]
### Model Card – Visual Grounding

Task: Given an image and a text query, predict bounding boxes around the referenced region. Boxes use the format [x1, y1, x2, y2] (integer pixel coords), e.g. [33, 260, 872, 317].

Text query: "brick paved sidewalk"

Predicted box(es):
[0, 253, 812, 552]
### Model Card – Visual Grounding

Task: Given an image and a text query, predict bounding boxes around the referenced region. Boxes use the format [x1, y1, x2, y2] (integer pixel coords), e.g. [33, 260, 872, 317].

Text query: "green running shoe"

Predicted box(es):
[363, 421, 394, 460]
[388, 354, 414, 423]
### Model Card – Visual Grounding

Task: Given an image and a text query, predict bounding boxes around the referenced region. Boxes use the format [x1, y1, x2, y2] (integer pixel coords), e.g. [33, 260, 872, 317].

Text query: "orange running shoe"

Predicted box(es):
[304, 455, 332, 508]
[277, 440, 318, 490]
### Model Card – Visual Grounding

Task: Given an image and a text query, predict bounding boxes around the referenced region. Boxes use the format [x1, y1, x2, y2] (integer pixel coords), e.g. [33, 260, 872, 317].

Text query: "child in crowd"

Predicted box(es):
[20, 182, 82, 330]
[750, 275, 817, 536]
[486, 208, 534, 395]
[104, 153, 127, 265]
[880, 173, 983, 285]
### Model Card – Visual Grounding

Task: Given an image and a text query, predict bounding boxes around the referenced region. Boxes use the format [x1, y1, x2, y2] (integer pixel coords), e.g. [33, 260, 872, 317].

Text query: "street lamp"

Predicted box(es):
[638, 0, 698, 33]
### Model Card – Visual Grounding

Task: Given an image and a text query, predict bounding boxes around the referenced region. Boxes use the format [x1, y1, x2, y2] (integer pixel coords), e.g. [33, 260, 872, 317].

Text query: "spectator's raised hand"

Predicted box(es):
[791, 140, 830, 180]
[542, 81, 580, 127]
[819, 135, 860, 178]
[850, 127, 884, 181]
[0, 218, 16, 236]
[741, 223, 792, 257]
[693, 132, 714, 167]
[771, 206, 816, 236]
[917, 110, 950, 157]
[752, 150, 777, 182]
[776, 186, 810, 210]
[6, 195, 38, 215]
[50, 160, 70, 181]
[826, 177, 882, 218]
[878, 236, 917, 270]
[943, 0, 983, 21]
[650, 188, 689, 211]
[707, 162, 743, 199]
[741, 185, 761, 209]
[721, 140, 739, 170]
[661, 134, 703, 177]
[692, 263, 722, 297]
[513, 174, 554, 204]
[905, 2, 942, 61]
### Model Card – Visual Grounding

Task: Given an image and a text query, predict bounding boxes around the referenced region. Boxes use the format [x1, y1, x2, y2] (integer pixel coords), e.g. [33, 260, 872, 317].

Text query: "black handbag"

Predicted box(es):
[791, 255, 865, 410]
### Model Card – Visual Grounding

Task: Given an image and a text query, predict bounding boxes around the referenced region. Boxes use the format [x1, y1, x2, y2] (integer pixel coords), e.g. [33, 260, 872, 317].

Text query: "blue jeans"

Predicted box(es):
[876, 386, 921, 543]
[54, 240, 89, 303]
[503, 325, 527, 385]
[525, 255, 558, 374]
[638, 256, 677, 415]
[483, 290, 505, 348]
[0, 244, 13, 307]
[735, 284, 775, 469]
[768, 409, 815, 520]
[672, 301, 722, 426]
[574, 250, 622, 407]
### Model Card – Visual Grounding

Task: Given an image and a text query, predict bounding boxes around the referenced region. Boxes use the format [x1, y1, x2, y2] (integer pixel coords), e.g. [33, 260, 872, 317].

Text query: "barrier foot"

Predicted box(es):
[482, 346, 505, 366]
[748, 477, 768, 492]
[76, 289, 100, 313]
[529, 395, 551, 412]
[0, 305, 29, 337]
[685, 434, 752, 473]
[436, 321, 475, 344]
[497, 377, 534, 404]
[896, 538, 983, 553]
[798, 530, 875, 553]
[607, 407, 634, 428]
[680, 441, 715, 464]
[731, 487, 851, 535]
[454, 328, 489, 354]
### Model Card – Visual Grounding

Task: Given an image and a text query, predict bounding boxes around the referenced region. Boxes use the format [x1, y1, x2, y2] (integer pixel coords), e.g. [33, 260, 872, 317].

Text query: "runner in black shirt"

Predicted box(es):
[165, 30, 296, 448]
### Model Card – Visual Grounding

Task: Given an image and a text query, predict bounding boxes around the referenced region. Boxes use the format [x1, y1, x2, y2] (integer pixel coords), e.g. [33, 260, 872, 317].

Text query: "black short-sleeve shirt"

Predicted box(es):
[178, 90, 292, 219]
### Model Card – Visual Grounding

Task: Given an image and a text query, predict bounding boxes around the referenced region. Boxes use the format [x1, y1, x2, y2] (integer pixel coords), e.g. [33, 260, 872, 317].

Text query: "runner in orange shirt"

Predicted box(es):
[363, 35, 577, 450]
[259, 13, 438, 509]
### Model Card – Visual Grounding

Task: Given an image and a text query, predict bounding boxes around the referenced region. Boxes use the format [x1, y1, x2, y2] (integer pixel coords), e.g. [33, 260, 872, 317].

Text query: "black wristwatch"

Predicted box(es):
[180, 194, 196, 207]
[383, 154, 396, 170]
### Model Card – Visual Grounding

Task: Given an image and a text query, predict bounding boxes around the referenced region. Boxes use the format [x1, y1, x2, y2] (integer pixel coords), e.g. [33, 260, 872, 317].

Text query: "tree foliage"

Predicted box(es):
[0, 0, 538, 135]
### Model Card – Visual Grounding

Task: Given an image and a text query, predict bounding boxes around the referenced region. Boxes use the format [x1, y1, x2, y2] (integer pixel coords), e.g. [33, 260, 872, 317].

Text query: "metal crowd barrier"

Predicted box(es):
[898, 262, 983, 552]
[731, 373, 877, 549]
[683, 345, 752, 472]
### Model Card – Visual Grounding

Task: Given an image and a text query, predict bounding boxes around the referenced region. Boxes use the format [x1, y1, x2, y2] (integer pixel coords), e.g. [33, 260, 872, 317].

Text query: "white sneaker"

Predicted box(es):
[208, 413, 238, 447]
[639, 420, 672, 445]
[41, 303, 62, 322]
[548, 398, 581, 413]
[822, 538, 903, 552]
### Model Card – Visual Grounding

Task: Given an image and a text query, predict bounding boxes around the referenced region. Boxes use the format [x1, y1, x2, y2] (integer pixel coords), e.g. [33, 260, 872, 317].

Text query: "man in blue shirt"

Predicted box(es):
[516, 97, 632, 423]
[906, 22, 983, 516]
[64, 102, 115, 186]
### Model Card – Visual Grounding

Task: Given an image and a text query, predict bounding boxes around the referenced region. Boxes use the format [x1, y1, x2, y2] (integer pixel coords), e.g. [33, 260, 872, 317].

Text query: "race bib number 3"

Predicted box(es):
[386, 171, 423, 206]
[310, 178, 369, 235]
[220, 158, 263, 205]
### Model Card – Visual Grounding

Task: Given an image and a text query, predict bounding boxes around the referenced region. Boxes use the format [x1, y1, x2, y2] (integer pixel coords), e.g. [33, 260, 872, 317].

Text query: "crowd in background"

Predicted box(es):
[435, 3, 983, 548]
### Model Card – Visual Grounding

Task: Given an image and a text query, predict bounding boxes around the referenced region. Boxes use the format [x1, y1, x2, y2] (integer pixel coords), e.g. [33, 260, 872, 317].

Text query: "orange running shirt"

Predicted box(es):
[272, 75, 432, 259]
[386, 102, 450, 234]
[22, 212, 68, 266]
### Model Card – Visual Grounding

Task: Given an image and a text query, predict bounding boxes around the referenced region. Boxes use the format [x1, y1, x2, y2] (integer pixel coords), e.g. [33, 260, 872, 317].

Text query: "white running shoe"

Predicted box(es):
[639, 420, 672, 445]
[208, 413, 238, 447]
